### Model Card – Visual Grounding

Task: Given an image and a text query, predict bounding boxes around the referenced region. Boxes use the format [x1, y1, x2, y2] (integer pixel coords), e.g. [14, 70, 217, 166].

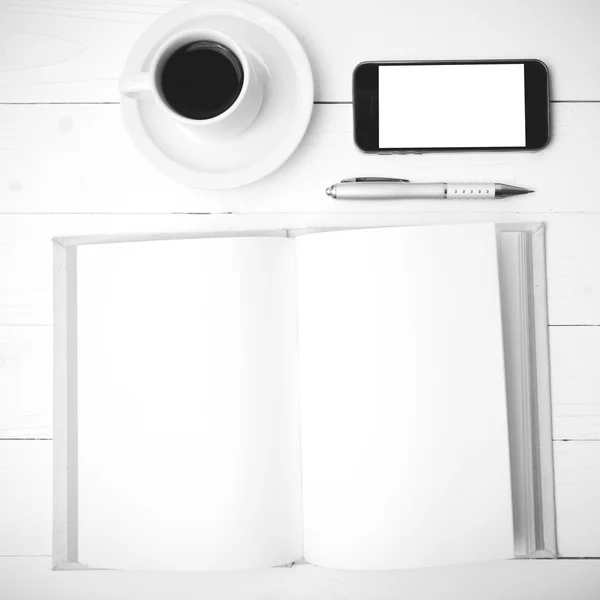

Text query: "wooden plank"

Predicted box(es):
[2, 557, 600, 599]
[0, 321, 594, 441]
[1, 103, 599, 214]
[1, 0, 599, 102]
[1, 442, 600, 560]
[1, 214, 600, 442]
[550, 327, 600, 441]
[544, 217, 600, 327]
[554, 441, 600, 557]
[2, 213, 600, 326]
[0, 441, 51, 556]
[0, 405, 598, 560]
[0, 326, 52, 439]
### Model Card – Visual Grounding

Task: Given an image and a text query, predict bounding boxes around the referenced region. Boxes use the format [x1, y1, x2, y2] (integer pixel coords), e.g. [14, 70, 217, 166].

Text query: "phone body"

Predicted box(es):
[353, 59, 549, 154]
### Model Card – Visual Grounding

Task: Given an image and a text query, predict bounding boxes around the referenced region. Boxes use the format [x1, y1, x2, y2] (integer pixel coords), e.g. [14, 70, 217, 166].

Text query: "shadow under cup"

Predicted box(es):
[157, 40, 245, 121]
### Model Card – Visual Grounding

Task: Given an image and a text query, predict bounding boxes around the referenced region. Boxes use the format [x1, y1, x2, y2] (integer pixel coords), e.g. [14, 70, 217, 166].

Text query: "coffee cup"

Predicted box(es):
[119, 29, 263, 139]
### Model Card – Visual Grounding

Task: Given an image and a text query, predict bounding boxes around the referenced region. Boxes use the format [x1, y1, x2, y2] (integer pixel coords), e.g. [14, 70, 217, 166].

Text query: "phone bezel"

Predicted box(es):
[352, 59, 550, 153]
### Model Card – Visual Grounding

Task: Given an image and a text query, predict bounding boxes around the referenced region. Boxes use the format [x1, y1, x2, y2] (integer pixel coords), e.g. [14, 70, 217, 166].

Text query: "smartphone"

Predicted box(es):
[353, 59, 549, 153]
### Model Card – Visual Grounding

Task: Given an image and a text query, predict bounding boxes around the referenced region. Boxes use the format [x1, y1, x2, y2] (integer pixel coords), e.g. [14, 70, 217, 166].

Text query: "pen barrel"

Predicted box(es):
[334, 182, 445, 200]
[333, 183, 497, 200]
[445, 183, 496, 199]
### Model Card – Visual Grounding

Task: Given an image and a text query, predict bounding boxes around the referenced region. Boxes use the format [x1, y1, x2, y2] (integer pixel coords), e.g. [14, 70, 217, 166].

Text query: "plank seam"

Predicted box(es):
[0, 100, 598, 106]
[0, 555, 51, 558]
[0, 438, 52, 441]
[549, 324, 600, 327]
[554, 439, 600, 443]
[6, 212, 600, 216]
[1, 438, 598, 442]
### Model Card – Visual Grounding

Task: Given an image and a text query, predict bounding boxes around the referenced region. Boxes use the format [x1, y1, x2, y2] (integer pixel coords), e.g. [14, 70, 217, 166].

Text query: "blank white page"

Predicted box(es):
[77, 237, 302, 571]
[296, 224, 513, 569]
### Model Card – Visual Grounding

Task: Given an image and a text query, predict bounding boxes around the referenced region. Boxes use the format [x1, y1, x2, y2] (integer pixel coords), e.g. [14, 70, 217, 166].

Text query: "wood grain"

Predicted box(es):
[1, 0, 600, 578]
[1, 0, 599, 102]
[0, 327, 52, 439]
[0, 441, 51, 556]
[554, 441, 600, 557]
[550, 327, 600, 440]
[1, 104, 600, 214]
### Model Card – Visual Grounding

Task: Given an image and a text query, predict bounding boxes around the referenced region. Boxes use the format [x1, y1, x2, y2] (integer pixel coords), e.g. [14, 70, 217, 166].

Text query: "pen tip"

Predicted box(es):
[325, 186, 335, 198]
[496, 184, 534, 198]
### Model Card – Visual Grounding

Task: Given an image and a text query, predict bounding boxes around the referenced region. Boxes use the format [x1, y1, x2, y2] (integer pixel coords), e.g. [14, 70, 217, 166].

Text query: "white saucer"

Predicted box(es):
[119, 1, 313, 189]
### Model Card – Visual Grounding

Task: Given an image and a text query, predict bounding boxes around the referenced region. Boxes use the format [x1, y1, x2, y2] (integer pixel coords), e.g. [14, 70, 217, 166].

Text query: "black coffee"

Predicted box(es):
[159, 41, 244, 120]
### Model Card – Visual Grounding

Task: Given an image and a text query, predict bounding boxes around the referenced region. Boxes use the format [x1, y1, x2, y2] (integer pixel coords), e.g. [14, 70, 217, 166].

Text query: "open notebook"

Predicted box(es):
[53, 223, 555, 571]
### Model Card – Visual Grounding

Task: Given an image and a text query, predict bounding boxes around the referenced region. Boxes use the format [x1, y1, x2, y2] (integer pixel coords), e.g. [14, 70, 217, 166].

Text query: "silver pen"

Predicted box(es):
[325, 178, 533, 200]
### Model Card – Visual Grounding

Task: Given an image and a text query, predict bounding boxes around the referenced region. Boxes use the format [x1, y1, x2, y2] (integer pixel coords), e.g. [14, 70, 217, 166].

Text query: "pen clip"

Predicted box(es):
[340, 177, 410, 183]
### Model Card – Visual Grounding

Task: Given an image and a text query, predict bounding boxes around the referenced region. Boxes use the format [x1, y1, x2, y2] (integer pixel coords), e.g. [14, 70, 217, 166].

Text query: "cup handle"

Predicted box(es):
[119, 73, 152, 97]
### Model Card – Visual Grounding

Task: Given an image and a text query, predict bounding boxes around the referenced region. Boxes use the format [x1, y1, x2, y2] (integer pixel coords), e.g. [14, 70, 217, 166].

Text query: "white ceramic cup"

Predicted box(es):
[119, 29, 264, 139]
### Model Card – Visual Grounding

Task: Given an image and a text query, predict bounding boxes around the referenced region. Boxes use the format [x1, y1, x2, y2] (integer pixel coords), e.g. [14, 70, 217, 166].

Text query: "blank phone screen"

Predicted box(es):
[378, 64, 526, 149]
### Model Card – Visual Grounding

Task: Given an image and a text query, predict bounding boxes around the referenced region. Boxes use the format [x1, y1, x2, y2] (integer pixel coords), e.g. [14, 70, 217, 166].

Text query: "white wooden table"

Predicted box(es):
[2, 0, 600, 597]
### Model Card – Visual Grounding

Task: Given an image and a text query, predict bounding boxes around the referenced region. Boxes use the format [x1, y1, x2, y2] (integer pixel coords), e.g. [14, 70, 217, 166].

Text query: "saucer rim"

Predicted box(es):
[119, 0, 314, 190]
